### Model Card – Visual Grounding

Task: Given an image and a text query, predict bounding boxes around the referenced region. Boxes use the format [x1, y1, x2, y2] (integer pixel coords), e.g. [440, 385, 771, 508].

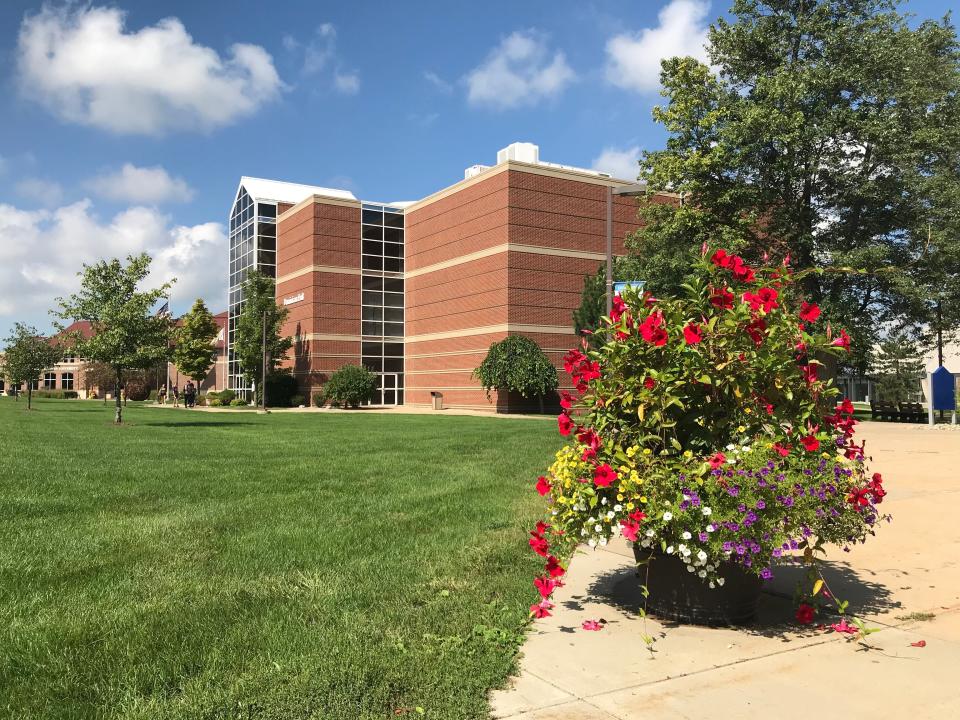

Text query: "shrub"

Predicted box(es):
[124, 381, 149, 401]
[229, 398, 247, 407]
[528, 248, 888, 625]
[313, 389, 326, 407]
[290, 394, 305, 407]
[323, 365, 377, 408]
[208, 398, 222, 407]
[147, 389, 158, 401]
[264, 372, 298, 407]
[473, 336, 558, 402]
[63, 391, 78, 399]
[213, 389, 236, 404]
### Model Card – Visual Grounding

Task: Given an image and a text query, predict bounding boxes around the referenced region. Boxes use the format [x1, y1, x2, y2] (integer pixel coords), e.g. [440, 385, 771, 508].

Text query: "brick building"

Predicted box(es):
[231, 142, 671, 411]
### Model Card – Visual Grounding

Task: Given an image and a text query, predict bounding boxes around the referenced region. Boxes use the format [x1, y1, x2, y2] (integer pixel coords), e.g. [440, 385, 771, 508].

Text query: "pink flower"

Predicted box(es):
[581, 619, 604, 631]
[593, 463, 617, 488]
[534, 576, 558, 599]
[830, 619, 858, 635]
[557, 413, 574, 436]
[535, 475, 551, 496]
[643, 377, 656, 390]
[683, 322, 703, 345]
[620, 521, 640, 542]
[832, 329, 851, 351]
[708, 452, 726, 469]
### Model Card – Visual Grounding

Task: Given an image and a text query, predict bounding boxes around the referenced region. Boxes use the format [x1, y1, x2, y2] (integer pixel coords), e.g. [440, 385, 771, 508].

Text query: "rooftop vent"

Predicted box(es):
[496, 142, 539, 165]
[464, 164, 491, 179]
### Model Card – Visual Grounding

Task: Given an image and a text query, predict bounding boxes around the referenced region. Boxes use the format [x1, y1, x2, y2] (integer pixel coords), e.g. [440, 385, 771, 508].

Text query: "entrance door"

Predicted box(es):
[381, 373, 398, 405]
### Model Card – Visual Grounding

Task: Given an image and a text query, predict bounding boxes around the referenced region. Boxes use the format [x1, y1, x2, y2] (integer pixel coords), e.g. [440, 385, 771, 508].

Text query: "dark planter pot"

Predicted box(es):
[632, 546, 762, 626]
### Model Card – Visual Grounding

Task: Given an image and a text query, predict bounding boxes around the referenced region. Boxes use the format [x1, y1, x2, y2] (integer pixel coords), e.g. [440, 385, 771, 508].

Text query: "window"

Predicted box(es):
[61, 373, 74, 390]
[43, 372, 56, 389]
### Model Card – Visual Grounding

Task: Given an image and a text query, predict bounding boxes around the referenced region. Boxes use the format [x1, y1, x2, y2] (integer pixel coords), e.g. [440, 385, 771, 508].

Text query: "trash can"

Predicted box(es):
[431, 391, 443, 411]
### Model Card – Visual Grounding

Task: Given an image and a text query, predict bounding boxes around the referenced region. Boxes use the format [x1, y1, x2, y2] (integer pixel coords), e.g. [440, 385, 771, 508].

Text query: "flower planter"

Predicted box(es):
[632, 545, 762, 626]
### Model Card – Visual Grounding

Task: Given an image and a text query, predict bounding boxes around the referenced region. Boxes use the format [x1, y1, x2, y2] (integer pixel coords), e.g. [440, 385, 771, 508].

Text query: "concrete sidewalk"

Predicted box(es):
[490, 422, 960, 719]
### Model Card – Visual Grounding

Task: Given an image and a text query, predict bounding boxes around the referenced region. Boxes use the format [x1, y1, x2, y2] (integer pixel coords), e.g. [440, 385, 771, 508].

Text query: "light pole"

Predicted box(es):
[606, 183, 646, 314]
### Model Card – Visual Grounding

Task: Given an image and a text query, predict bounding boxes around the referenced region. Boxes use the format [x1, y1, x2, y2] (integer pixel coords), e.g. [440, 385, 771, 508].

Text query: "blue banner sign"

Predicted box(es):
[931, 366, 957, 411]
[614, 281, 645, 295]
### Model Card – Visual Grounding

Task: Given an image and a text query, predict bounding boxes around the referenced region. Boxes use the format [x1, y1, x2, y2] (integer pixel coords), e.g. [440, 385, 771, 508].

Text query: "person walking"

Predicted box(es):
[157, 386, 166, 405]
[172, 384, 180, 408]
[184, 381, 196, 408]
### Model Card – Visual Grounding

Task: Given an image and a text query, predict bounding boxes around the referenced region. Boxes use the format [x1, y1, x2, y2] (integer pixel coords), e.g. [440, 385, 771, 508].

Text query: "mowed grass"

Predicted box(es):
[0, 399, 561, 719]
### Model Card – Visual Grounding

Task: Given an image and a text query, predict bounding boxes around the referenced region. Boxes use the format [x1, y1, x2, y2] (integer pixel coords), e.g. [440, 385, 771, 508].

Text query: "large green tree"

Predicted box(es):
[629, 0, 960, 367]
[173, 298, 219, 386]
[871, 332, 925, 402]
[234, 270, 292, 402]
[473, 335, 558, 411]
[2, 323, 62, 410]
[54, 254, 174, 423]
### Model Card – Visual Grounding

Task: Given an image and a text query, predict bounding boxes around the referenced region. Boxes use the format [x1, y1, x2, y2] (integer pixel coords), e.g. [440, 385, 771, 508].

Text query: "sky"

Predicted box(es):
[1, 0, 957, 338]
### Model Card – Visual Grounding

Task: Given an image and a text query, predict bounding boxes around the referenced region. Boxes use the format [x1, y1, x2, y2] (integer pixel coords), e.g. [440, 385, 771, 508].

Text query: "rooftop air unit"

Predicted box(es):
[496, 142, 539, 165]
[464, 164, 491, 179]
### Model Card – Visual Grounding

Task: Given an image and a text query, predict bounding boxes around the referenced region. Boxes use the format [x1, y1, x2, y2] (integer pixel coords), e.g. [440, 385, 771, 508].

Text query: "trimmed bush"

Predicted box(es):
[473, 336, 558, 405]
[124, 381, 149, 401]
[313, 390, 326, 408]
[290, 394, 305, 407]
[264, 372, 298, 407]
[208, 398, 222, 407]
[229, 398, 247, 407]
[211, 389, 236, 404]
[34, 390, 79, 399]
[323, 365, 377, 408]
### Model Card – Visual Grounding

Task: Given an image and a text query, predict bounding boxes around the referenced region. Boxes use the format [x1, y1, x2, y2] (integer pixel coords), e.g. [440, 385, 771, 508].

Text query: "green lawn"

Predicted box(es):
[0, 399, 560, 719]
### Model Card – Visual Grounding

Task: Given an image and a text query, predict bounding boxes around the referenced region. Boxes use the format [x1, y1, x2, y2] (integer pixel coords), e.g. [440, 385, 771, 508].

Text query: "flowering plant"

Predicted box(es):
[528, 248, 888, 624]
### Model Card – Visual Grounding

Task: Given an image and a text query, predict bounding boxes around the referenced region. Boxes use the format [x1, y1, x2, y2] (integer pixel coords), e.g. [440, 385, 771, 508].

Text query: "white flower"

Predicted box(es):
[698, 570, 707, 578]
[702, 507, 712, 516]
[613, 504, 623, 512]
[717, 577, 725, 586]
[599, 537, 608, 547]
[706, 523, 715, 531]
[601, 497, 608, 505]
[663, 512, 673, 521]
[588, 539, 597, 548]
[640, 539, 651, 548]
[581, 528, 588, 536]
[594, 524, 603, 533]
[687, 565, 695, 572]
[587, 516, 595, 523]
[726, 458, 736, 465]
[666, 545, 675, 554]
[742, 445, 751, 452]
[663, 500, 672, 506]
[645, 529, 655, 537]
[697, 550, 708, 562]
[682, 494, 691, 501]
[681, 531, 692, 540]
[726, 443, 736, 451]
[709, 581, 716, 589]
[606, 511, 615, 520]
[706, 564, 715, 571]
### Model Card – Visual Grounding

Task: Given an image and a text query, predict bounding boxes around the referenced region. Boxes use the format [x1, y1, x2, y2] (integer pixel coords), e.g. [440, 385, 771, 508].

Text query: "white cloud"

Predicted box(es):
[592, 145, 642, 181]
[15, 5, 283, 135]
[605, 0, 711, 93]
[15, 178, 64, 207]
[424, 71, 453, 94]
[334, 71, 360, 95]
[85, 164, 194, 204]
[0, 199, 226, 337]
[466, 30, 576, 109]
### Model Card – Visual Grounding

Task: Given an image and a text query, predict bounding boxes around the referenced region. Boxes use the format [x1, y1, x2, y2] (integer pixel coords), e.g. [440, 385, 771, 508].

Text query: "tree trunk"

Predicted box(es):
[115, 371, 123, 424]
[27, 385, 32, 410]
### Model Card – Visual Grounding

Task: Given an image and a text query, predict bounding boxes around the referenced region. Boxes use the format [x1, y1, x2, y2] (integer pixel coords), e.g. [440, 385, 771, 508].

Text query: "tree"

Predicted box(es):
[2, 323, 62, 410]
[473, 336, 558, 410]
[82, 361, 115, 403]
[628, 0, 960, 368]
[573, 256, 646, 340]
[871, 333, 925, 402]
[54, 254, 174, 423]
[172, 298, 219, 386]
[234, 270, 292, 403]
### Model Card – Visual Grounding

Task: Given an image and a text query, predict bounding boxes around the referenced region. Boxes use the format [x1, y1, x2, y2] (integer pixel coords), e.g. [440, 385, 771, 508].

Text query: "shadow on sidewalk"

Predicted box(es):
[569, 558, 898, 640]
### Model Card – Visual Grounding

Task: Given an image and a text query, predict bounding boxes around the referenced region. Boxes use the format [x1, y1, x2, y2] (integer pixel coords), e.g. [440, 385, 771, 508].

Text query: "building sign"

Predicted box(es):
[282, 292, 304, 306]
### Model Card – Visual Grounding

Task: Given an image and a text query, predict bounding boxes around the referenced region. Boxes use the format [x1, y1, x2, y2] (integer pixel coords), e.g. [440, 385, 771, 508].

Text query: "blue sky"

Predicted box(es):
[1, 0, 957, 338]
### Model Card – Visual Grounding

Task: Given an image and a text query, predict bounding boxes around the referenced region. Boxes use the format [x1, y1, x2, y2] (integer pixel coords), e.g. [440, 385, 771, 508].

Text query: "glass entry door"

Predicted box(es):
[381, 373, 399, 405]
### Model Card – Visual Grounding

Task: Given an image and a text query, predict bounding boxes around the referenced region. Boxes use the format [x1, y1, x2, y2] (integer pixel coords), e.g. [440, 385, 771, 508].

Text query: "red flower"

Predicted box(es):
[639, 312, 668, 346]
[534, 576, 558, 599]
[593, 463, 618, 488]
[729, 255, 755, 282]
[708, 452, 726, 469]
[529, 535, 550, 557]
[545, 555, 565, 578]
[620, 520, 640, 541]
[643, 376, 656, 390]
[562, 349, 586, 374]
[683, 322, 703, 345]
[800, 435, 820, 452]
[534, 521, 549, 535]
[581, 447, 597, 463]
[743, 287, 779, 313]
[710, 287, 735, 310]
[764, 402, 775, 415]
[772, 442, 792, 457]
[846, 486, 871, 508]
[629, 509, 647, 523]
[557, 413, 574, 436]
[577, 428, 601, 451]
[800, 364, 818, 384]
[610, 295, 627, 322]
[559, 391, 574, 410]
[530, 600, 553, 618]
[710, 249, 731, 267]
[796, 603, 816, 625]
[536, 475, 552, 496]
[799, 302, 821, 322]
[837, 398, 855, 415]
[745, 317, 767, 346]
[581, 619, 604, 631]
[832, 329, 851, 351]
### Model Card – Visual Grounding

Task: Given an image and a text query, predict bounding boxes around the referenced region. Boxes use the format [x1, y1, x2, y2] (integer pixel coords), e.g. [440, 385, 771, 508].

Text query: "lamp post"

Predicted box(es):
[606, 183, 646, 314]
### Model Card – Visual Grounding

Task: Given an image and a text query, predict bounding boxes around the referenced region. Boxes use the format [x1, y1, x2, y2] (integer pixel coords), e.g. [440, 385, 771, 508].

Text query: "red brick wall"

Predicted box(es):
[276, 199, 362, 396]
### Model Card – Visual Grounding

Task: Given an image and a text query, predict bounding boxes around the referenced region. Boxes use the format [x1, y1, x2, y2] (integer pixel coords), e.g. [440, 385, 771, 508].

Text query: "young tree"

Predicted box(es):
[234, 270, 292, 402]
[573, 257, 646, 340]
[82, 361, 115, 403]
[628, 0, 960, 367]
[2, 323, 62, 410]
[54, 254, 174, 423]
[473, 335, 558, 411]
[172, 298, 219, 387]
[871, 334, 925, 403]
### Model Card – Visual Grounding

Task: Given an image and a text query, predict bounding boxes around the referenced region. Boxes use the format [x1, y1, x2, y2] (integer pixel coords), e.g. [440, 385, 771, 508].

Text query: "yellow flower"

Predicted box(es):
[642, 448, 652, 455]
[744, 407, 752, 414]
[639, 496, 648, 503]
[821, 452, 831, 459]
[737, 425, 746, 433]
[683, 450, 693, 459]
[616, 493, 624, 502]
[626, 446, 637, 458]
[626, 502, 635, 510]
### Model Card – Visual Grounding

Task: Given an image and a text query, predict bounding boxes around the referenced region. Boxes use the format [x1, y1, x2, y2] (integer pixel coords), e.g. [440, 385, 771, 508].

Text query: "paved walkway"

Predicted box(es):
[490, 422, 960, 719]
[145, 402, 551, 420]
